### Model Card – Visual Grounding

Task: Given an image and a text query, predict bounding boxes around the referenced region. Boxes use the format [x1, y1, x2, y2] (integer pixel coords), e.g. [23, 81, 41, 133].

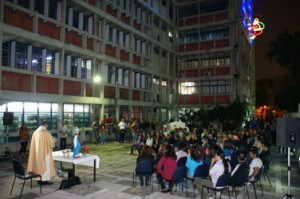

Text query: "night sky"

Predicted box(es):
[254, 0, 300, 80]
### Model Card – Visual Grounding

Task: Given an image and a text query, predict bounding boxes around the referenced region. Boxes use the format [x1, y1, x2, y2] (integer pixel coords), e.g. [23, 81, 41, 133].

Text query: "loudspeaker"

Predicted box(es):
[3, 112, 13, 126]
[276, 117, 300, 148]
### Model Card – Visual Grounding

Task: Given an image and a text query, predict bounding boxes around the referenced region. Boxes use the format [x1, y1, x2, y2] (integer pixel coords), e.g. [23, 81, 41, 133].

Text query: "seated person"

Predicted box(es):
[157, 144, 177, 193]
[194, 149, 231, 198]
[248, 148, 263, 181]
[130, 131, 145, 155]
[136, 146, 155, 187]
[229, 152, 249, 186]
[186, 148, 203, 178]
[259, 142, 272, 171]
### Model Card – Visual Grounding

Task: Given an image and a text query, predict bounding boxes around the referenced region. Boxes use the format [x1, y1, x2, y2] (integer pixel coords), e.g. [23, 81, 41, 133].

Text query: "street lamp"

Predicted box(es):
[93, 75, 101, 83]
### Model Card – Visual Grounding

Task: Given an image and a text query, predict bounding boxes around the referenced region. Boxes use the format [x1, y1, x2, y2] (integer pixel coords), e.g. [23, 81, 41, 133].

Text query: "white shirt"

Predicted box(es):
[249, 157, 263, 177]
[176, 150, 188, 161]
[210, 160, 231, 187]
[146, 137, 153, 146]
[59, 124, 68, 138]
[118, 121, 126, 130]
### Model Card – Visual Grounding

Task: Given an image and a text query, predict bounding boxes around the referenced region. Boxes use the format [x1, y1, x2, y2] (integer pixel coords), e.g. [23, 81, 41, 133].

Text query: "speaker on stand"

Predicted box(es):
[1, 112, 13, 158]
[276, 117, 300, 199]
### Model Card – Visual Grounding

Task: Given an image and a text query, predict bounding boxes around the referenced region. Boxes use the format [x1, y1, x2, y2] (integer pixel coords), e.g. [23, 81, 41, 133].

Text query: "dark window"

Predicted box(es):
[32, 46, 42, 72]
[2, 42, 10, 66]
[179, 3, 198, 18]
[200, 0, 229, 14]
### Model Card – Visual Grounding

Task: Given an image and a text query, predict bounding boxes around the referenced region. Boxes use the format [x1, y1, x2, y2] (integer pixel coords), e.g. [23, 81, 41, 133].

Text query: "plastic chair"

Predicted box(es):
[202, 173, 231, 199]
[10, 159, 42, 199]
[177, 156, 187, 167]
[164, 167, 187, 195]
[132, 160, 155, 191]
[186, 164, 209, 198]
[230, 169, 250, 199]
[246, 167, 264, 199]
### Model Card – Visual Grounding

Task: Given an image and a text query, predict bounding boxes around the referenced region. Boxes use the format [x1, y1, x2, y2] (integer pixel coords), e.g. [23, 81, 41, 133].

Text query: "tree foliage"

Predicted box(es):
[179, 99, 248, 129]
[265, 29, 300, 112]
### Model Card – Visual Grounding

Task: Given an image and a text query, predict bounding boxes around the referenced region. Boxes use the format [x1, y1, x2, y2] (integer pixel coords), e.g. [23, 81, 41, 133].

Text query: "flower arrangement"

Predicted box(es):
[81, 146, 90, 154]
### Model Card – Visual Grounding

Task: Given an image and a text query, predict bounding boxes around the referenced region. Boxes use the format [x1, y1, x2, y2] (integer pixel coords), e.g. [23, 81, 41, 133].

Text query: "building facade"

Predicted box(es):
[177, 0, 255, 114]
[0, 0, 179, 140]
[0, 0, 255, 145]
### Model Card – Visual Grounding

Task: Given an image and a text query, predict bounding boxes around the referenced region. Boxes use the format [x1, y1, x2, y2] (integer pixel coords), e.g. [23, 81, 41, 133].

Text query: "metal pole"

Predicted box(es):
[283, 147, 293, 199]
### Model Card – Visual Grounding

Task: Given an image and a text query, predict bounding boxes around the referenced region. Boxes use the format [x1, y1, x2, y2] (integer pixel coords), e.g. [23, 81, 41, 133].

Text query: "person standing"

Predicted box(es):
[118, 118, 126, 143]
[99, 120, 107, 144]
[19, 123, 29, 158]
[27, 121, 56, 185]
[58, 121, 68, 150]
[92, 118, 100, 145]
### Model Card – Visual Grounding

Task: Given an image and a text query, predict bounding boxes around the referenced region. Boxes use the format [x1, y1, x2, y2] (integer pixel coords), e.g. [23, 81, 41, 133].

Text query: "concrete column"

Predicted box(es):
[59, 48, 65, 95]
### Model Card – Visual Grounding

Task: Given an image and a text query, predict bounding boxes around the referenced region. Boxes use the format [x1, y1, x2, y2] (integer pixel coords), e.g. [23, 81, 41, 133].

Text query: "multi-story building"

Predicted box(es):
[0, 0, 255, 146]
[0, 0, 178, 141]
[177, 0, 255, 114]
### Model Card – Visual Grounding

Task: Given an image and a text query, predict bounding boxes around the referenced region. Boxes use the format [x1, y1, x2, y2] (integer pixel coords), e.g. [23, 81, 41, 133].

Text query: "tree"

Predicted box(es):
[266, 30, 300, 112]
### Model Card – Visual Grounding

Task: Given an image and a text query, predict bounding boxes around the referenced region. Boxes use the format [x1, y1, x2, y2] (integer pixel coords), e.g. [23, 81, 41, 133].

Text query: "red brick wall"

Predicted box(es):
[3, 5, 33, 31]
[200, 41, 214, 50]
[119, 88, 129, 100]
[186, 96, 199, 104]
[36, 76, 58, 94]
[63, 80, 81, 95]
[215, 39, 229, 48]
[216, 67, 230, 76]
[215, 11, 229, 21]
[104, 86, 115, 98]
[38, 19, 60, 40]
[133, 22, 141, 31]
[185, 17, 198, 26]
[106, 5, 117, 17]
[87, 38, 93, 50]
[200, 15, 213, 23]
[88, 0, 96, 6]
[120, 50, 129, 62]
[132, 90, 140, 101]
[216, 95, 230, 104]
[121, 13, 130, 25]
[201, 96, 215, 104]
[185, 69, 199, 77]
[86, 83, 92, 97]
[133, 55, 141, 65]
[186, 42, 199, 51]
[178, 95, 185, 104]
[1, 71, 31, 92]
[65, 31, 82, 47]
[105, 45, 116, 57]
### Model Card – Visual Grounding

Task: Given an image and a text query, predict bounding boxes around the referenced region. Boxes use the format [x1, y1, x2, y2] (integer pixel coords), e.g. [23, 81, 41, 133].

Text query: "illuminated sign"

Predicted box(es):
[241, 0, 253, 43]
[241, 0, 265, 43]
[248, 18, 265, 39]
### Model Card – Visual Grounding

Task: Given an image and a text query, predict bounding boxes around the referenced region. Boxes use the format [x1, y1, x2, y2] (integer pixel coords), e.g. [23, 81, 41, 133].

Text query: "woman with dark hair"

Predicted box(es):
[136, 145, 155, 187]
[19, 123, 29, 158]
[194, 149, 231, 198]
[156, 144, 177, 193]
[186, 148, 203, 178]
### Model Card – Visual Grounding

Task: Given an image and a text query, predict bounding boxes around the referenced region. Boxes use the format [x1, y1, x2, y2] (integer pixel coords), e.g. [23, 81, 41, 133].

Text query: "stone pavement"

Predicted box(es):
[0, 142, 299, 199]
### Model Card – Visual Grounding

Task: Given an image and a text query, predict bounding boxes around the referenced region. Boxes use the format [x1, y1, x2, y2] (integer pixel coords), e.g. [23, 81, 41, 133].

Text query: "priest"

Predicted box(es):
[27, 120, 56, 185]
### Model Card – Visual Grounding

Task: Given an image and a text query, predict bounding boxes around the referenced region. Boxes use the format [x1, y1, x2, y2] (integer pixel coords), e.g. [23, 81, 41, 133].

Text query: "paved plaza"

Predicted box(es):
[0, 142, 299, 199]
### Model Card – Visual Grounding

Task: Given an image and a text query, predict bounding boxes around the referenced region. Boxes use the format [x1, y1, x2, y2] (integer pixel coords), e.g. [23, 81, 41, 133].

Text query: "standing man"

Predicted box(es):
[58, 121, 68, 150]
[27, 121, 56, 185]
[118, 118, 126, 143]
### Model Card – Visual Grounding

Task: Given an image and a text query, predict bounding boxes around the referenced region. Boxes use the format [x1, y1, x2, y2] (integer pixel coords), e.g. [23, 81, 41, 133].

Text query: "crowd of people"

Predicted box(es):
[18, 116, 275, 192]
[128, 118, 273, 197]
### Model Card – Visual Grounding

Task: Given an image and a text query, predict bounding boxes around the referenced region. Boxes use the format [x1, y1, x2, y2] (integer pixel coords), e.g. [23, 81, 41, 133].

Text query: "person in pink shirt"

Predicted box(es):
[156, 144, 177, 193]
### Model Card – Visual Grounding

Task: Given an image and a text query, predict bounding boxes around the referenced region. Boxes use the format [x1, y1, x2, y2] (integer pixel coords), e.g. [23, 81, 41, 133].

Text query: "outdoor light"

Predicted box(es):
[93, 76, 101, 83]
